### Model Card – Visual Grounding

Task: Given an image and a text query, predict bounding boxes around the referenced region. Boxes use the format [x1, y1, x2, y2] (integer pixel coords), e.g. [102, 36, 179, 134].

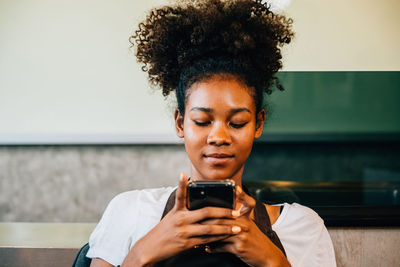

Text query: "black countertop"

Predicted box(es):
[244, 181, 400, 227]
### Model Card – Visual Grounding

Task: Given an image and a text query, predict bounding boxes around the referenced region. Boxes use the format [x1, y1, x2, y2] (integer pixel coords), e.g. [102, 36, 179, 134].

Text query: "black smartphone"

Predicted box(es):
[187, 180, 236, 210]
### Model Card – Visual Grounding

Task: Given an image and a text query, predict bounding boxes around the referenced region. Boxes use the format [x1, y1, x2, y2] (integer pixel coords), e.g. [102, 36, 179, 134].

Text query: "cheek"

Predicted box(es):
[184, 127, 199, 141]
[183, 121, 206, 148]
[233, 127, 256, 154]
[234, 123, 257, 140]
[237, 139, 254, 155]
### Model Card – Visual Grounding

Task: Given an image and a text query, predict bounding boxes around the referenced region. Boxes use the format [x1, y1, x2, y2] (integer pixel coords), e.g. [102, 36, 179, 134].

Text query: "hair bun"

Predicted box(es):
[130, 0, 293, 99]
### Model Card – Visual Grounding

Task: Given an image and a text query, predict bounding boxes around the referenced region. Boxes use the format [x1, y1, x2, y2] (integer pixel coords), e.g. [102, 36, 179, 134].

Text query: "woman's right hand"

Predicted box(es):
[121, 173, 241, 267]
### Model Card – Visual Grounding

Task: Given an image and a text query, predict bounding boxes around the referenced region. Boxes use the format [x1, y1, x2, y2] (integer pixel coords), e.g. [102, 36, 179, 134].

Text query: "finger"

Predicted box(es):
[175, 172, 189, 210]
[189, 235, 233, 248]
[208, 234, 244, 254]
[213, 235, 237, 244]
[185, 206, 240, 224]
[236, 186, 256, 216]
[200, 219, 249, 232]
[184, 224, 242, 238]
[208, 242, 235, 254]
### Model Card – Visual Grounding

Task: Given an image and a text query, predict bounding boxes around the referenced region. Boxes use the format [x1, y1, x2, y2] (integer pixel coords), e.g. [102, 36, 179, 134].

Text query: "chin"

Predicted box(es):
[199, 169, 236, 181]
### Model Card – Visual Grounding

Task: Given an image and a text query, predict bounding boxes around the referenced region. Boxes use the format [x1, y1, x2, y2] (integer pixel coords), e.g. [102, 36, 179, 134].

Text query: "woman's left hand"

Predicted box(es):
[201, 186, 291, 267]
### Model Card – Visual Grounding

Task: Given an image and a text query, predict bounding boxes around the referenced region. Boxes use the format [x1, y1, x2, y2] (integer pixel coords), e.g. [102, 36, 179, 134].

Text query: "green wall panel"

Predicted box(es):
[261, 72, 400, 140]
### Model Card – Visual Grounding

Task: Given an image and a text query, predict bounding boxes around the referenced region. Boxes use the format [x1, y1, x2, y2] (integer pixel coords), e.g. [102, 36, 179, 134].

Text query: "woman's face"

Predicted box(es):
[175, 75, 265, 186]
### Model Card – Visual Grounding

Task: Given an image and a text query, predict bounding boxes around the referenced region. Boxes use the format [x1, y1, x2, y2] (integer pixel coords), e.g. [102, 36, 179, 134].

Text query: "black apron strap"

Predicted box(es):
[161, 189, 176, 219]
[253, 199, 286, 256]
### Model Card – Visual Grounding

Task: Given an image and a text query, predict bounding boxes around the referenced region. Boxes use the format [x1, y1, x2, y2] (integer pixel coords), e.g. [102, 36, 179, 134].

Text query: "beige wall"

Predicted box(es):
[0, 0, 399, 144]
[0, 0, 177, 142]
[283, 0, 400, 71]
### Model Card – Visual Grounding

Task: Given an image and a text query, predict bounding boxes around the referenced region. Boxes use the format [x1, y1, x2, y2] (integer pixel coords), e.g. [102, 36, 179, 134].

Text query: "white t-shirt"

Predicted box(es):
[87, 187, 336, 267]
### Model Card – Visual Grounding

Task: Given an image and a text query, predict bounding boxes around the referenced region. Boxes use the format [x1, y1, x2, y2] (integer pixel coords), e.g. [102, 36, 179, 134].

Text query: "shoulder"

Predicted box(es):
[95, 186, 175, 229]
[272, 202, 326, 241]
[272, 203, 325, 248]
[98, 186, 176, 235]
[273, 203, 336, 267]
[273, 203, 323, 230]
[108, 187, 176, 211]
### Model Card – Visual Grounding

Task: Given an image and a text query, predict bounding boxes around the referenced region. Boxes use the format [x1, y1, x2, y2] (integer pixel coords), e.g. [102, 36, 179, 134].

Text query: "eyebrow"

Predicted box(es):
[190, 107, 251, 114]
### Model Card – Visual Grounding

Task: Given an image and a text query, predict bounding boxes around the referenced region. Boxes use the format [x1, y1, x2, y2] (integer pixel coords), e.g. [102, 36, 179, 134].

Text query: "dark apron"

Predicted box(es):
[155, 188, 286, 266]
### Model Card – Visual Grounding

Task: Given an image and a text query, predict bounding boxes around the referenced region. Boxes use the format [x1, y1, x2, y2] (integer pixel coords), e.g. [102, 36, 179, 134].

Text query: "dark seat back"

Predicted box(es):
[72, 243, 91, 267]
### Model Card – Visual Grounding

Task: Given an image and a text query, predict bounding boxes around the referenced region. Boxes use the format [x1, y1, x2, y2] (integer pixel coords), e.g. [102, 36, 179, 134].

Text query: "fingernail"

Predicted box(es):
[232, 210, 240, 217]
[232, 226, 241, 233]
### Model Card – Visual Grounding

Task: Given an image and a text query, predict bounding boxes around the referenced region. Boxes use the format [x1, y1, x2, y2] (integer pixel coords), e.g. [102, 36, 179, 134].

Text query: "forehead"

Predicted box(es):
[186, 76, 256, 111]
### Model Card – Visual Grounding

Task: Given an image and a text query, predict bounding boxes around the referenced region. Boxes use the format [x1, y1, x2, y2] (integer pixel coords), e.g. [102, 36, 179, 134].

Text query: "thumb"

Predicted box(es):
[175, 172, 189, 210]
[236, 186, 256, 216]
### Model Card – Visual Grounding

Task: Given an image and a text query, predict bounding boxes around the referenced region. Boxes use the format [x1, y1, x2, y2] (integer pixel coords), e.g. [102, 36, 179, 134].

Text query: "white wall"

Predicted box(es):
[0, 0, 399, 144]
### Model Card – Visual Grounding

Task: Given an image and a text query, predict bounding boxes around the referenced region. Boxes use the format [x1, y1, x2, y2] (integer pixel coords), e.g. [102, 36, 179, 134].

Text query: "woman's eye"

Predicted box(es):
[230, 122, 247, 129]
[194, 121, 210, 126]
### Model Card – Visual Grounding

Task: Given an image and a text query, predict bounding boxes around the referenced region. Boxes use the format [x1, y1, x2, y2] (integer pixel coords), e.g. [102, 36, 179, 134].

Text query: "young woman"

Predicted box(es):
[87, 0, 336, 266]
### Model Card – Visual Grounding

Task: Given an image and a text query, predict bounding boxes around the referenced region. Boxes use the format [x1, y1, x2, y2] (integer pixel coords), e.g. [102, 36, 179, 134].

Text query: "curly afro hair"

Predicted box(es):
[130, 0, 293, 116]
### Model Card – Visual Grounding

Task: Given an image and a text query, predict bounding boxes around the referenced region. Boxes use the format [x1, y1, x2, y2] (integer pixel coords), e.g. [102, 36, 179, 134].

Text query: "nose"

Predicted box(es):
[207, 122, 232, 146]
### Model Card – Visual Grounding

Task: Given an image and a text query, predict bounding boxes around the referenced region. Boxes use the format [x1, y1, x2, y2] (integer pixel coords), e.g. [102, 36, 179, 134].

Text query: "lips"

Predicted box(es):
[204, 153, 234, 165]
[205, 153, 233, 158]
